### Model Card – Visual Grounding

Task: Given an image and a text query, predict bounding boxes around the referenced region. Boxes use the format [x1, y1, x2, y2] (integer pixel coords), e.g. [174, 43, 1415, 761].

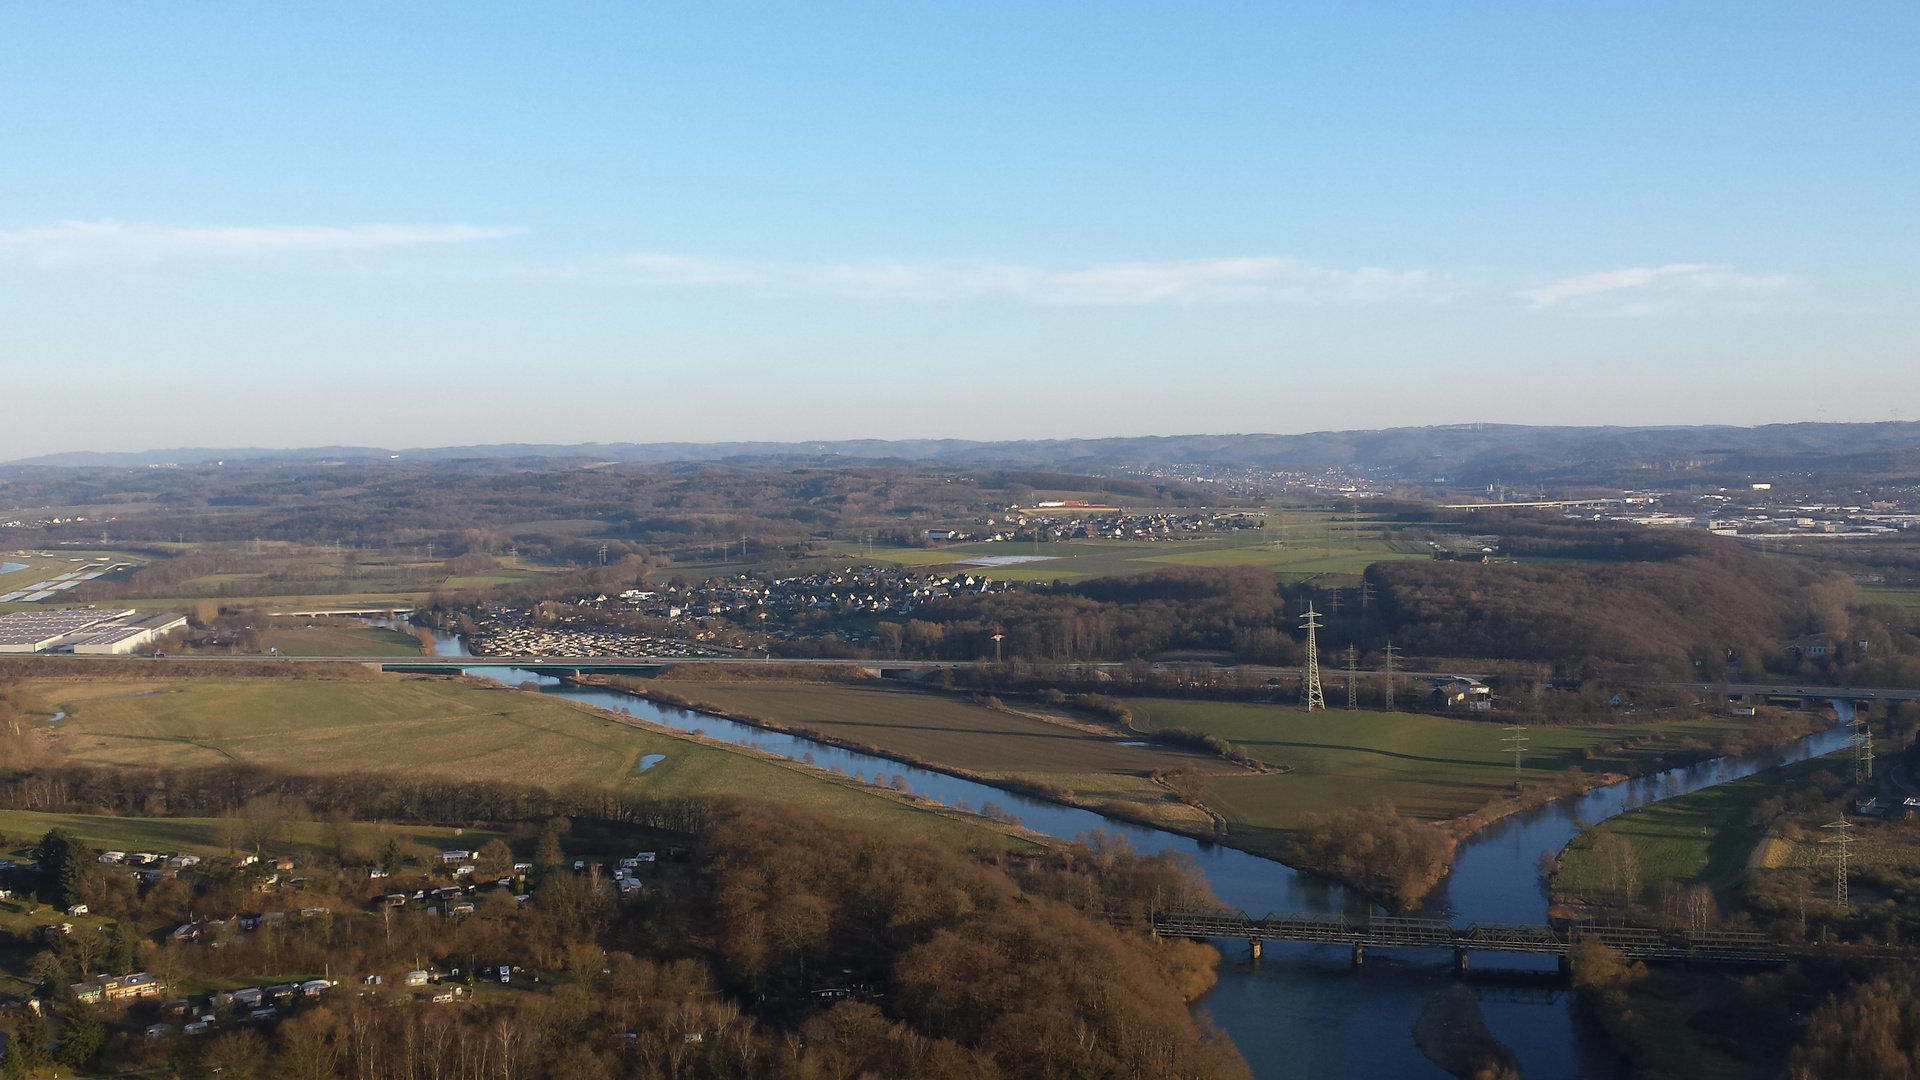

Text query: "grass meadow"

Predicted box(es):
[1120, 698, 1776, 853]
[819, 511, 1423, 583]
[1553, 754, 1848, 905]
[18, 675, 1028, 853]
[0, 810, 514, 867]
[614, 680, 1775, 863]
[243, 624, 425, 656]
[1862, 584, 1920, 618]
[658, 681, 1203, 776]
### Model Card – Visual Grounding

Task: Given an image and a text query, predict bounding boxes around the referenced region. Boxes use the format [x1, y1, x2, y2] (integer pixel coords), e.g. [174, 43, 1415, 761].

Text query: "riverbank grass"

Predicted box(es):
[1124, 698, 1780, 828]
[13, 675, 1030, 853]
[246, 624, 424, 656]
[630, 680, 1215, 833]
[597, 680, 1796, 872]
[1553, 753, 1847, 907]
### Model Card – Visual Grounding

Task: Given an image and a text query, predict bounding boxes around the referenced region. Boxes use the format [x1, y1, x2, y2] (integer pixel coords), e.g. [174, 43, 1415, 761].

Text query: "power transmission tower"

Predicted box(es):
[1821, 816, 1855, 908]
[1345, 646, 1358, 711]
[1501, 725, 1528, 790]
[1382, 641, 1398, 711]
[598, 543, 608, 566]
[1360, 580, 1374, 615]
[1299, 605, 1326, 711]
[1850, 713, 1874, 783]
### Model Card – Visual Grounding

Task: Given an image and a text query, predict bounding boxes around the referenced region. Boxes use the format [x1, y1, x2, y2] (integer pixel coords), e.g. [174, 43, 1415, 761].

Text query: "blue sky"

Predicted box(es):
[1, 3, 1915, 457]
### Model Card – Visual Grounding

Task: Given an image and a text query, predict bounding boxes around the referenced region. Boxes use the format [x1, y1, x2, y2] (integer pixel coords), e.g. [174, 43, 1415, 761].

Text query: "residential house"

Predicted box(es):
[72, 972, 164, 1005]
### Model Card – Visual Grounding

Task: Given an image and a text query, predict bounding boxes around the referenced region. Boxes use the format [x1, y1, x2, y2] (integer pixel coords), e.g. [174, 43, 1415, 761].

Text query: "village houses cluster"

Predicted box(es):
[463, 566, 1016, 657]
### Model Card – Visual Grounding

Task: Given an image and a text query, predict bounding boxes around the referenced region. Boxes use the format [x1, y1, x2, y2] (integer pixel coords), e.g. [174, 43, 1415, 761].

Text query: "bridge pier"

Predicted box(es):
[1351, 944, 1365, 966]
[1249, 937, 1262, 961]
[1454, 948, 1470, 973]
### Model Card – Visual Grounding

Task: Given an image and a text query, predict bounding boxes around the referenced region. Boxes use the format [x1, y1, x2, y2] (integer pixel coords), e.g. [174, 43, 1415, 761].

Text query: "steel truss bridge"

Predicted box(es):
[1149, 910, 1788, 967]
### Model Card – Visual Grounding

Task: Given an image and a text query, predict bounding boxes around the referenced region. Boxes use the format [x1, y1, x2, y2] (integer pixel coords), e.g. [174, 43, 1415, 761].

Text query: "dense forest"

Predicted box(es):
[1790, 971, 1920, 1080]
[1367, 527, 1821, 678]
[0, 761, 1247, 1080]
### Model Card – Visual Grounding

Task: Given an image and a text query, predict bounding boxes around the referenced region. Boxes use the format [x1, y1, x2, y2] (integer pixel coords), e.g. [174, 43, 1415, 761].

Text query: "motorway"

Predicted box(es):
[13, 652, 1920, 701]
[4, 652, 1503, 683]
[1664, 681, 1920, 703]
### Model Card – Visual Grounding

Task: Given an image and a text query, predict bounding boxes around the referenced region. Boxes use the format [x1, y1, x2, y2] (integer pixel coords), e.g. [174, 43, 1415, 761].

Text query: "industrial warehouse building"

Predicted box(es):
[0, 609, 186, 654]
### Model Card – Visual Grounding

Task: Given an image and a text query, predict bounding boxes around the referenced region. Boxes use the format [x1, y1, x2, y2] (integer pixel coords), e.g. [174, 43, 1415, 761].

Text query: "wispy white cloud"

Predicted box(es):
[1517, 263, 1794, 314]
[0, 220, 520, 268]
[0, 223, 1438, 305]
[573, 252, 1439, 306]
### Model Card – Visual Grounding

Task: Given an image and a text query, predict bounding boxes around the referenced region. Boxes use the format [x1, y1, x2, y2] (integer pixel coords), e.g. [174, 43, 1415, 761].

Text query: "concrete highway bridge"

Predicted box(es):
[1148, 909, 1790, 968]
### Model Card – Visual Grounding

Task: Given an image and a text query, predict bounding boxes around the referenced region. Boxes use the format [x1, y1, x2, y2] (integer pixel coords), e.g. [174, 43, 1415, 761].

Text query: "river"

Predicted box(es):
[420, 632, 1849, 1078]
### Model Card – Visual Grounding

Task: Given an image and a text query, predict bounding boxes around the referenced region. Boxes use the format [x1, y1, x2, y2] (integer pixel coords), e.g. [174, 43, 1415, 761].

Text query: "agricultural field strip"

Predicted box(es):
[0, 809, 512, 864]
[1126, 698, 1770, 828]
[654, 681, 1206, 776]
[17, 676, 1029, 852]
[610, 682, 1766, 839]
[1555, 754, 1848, 901]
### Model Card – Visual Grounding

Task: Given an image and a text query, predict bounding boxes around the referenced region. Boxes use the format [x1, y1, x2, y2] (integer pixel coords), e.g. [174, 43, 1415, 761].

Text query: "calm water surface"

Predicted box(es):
[425, 633, 1845, 1079]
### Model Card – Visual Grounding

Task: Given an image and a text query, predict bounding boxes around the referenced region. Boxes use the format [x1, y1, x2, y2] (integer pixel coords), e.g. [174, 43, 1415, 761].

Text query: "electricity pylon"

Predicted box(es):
[1345, 646, 1359, 711]
[1300, 606, 1326, 711]
[1821, 816, 1855, 908]
[1501, 725, 1528, 790]
[1382, 641, 1398, 711]
[1850, 714, 1874, 783]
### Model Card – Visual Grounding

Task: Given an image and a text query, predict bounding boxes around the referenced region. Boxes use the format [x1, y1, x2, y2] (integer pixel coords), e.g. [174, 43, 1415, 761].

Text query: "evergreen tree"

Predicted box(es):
[380, 838, 403, 876]
[33, 829, 97, 908]
[56, 1000, 104, 1069]
[3, 1005, 52, 1078]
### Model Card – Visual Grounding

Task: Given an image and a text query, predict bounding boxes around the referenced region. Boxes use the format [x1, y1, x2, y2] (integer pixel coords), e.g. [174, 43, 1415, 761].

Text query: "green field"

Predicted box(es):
[820, 512, 1420, 583]
[665, 681, 1201, 775]
[622, 681, 1769, 861]
[240, 624, 424, 656]
[650, 681, 1211, 829]
[1862, 584, 1920, 618]
[18, 676, 1027, 852]
[133, 591, 433, 613]
[1554, 754, 1847, 905]
[0, 810, 512, 866]
[1120, 699, 1771, 848]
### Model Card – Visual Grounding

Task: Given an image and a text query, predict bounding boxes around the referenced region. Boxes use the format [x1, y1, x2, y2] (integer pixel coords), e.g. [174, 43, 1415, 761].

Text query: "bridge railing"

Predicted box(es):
[1462, 922, 1562, 950]
[1146, 908, 1788, 963]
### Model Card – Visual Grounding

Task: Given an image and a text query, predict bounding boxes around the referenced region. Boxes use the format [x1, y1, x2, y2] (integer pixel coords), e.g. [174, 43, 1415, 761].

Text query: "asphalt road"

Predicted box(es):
[12, 653, 1920, 701]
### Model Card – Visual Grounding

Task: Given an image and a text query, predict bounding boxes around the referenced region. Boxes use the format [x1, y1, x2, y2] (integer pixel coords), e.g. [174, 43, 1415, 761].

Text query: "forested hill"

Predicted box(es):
[897, 522, 1916, 686]
[1368, 526, 1829, 679]
[12, 420, 1920, 487]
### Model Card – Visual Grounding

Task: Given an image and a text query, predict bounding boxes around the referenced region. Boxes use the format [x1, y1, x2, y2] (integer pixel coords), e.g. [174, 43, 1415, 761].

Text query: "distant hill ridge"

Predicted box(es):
[7, 422, 1919, 487]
